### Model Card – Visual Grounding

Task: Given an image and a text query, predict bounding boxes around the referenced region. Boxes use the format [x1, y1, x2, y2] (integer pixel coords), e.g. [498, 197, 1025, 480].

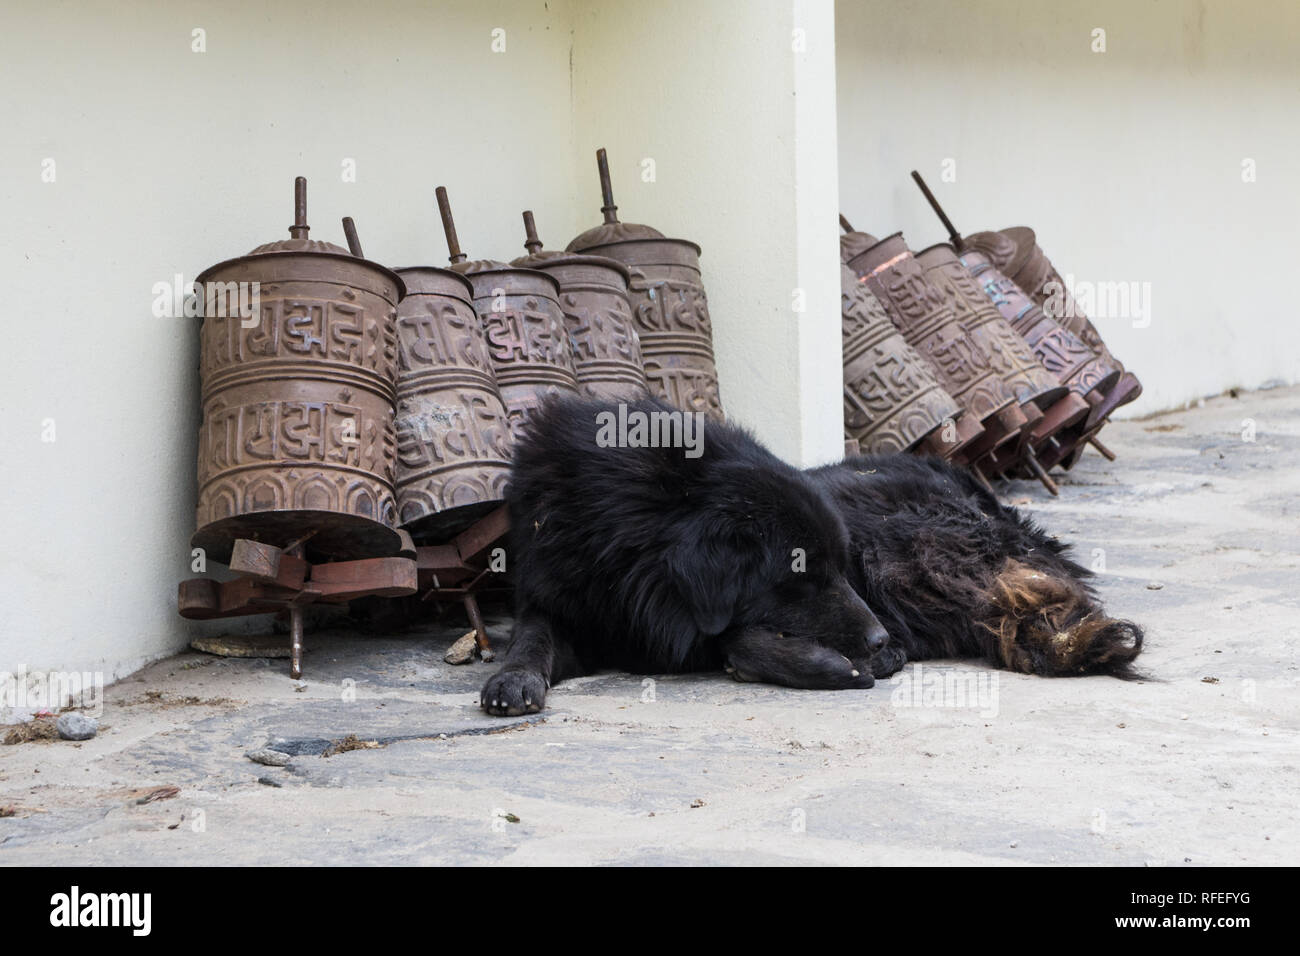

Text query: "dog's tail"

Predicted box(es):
[982, 559, 1145, 679]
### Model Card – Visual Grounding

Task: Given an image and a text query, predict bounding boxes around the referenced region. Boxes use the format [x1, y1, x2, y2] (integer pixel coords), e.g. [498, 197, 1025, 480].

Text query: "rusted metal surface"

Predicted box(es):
[567, 148, 724, 420]
[976, 228, 1111, 357]
[844, 232, 1019, 464]
[436, 188, 578, 440]
[964, 227, 1142, 422]
[191, 177, 404, 565]
[838, 215, 878, 264]
[413, 505, 510, 660]
[915, 243, 1093, 464]
[905, 170, 1127, 481]
[993, 226, 1143, 415]
[391, 263, 512, 543]
[511, 210, 649, 401]
[961, 248, 1121, 412]
[839, 264, 970, 457]
[962, 248, 1120, 470]
[915, 244, 1066, 411]
[178, 534, 418, 677]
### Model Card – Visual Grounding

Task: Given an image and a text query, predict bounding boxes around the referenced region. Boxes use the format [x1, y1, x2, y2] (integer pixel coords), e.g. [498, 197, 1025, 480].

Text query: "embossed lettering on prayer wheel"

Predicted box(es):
[846, 233, 1011, 420]
[983, 226, 1143, 416]
[915, 244, 1067, 411]
[457, 264, 576, 439]
[844, 232, 1014, 460]
[840, 264, 963, 454]
[567, 148, 724, 420]
[392, 266, 511, 542]
[435, 188, 579, 441]
[192, 178, 403, 564]
[969, 229, 1115, 359]
[962, 249, 1121, 403]
[512, 211, 648, 401]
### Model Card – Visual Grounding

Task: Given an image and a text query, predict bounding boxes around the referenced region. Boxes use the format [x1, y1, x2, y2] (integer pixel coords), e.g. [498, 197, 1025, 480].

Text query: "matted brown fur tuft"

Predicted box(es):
[983, 559, 1144, 678]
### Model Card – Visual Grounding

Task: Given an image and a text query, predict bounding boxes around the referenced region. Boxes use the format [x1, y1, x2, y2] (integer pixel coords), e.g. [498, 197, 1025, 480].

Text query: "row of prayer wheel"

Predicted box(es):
[190, 158, 1134, 569]
[838, 173, 1141, 493]
[191, 151, 725, 562]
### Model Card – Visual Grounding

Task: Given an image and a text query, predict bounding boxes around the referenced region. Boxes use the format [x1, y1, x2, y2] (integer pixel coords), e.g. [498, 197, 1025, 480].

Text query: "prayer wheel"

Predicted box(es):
[903, 171, 1125, 479]
[567, 148, 724, 420]
[840, 264, 970, 458]
[511, 211, 649, 401]
[962, 248, 1120, 469]
[838, 215, 877, 263]
[915, 243, 1090, 472]
[191, 178, 404, 564]
[985, 226, 1143, 419]
[436, 188, 578, 441]
[379, 210, 511, 543]
[844, 232, 1024, 466]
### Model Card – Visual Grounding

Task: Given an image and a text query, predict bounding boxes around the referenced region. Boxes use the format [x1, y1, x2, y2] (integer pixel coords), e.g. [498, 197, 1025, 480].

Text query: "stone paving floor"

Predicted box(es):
[1, 386, 1296, 865]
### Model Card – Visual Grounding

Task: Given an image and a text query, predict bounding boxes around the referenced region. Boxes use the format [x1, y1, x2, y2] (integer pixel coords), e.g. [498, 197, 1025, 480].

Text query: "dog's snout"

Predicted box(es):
[866, 624, 889, 653]
[839, 579, 889, 653]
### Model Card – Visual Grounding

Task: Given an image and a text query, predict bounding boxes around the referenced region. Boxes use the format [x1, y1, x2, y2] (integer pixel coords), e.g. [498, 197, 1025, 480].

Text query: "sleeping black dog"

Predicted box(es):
[480, 398, 1144, 716]
[806, 455, 1144, 680]
[480, 396, 888, 715]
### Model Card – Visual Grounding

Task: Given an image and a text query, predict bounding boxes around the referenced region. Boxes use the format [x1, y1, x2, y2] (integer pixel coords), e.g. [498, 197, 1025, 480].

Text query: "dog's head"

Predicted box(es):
[669, 456, 889, 680]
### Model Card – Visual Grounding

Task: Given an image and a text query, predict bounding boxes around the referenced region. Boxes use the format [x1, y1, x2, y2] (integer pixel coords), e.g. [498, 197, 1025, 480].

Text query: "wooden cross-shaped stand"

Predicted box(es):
[178, 506, 509, 677]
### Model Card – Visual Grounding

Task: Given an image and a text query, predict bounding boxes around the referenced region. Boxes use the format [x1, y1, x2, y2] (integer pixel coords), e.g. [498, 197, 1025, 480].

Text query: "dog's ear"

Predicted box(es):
[670, 525, 763, 637]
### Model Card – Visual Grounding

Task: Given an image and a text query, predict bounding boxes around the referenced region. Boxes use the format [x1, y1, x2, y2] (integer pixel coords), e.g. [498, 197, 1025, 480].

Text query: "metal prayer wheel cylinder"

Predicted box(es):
[434, 187, 579, 441]
[974, 228, 1112, 359]
[453, 261, 577, 439]
[914, 243, 1090, 460]
[512, 212, 649, 401]
[568, 229, 722, 419]
[915, 244, 1066, 409]
[962, 248, 1119, 470]
[566, 148, 724, 420]
[844, 232, 1019, 463]
[961, 248, 1121, 413]
[992, 226, 1143, 418]
[840, 264, 970, 457]
[838, 215, 877, 264]
[391, 265, 512, 542]
[192, 178, 404, 565]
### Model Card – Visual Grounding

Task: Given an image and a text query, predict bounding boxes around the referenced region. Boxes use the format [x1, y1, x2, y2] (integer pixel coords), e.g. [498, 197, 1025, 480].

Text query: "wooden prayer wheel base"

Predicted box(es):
[1030, 391, 1092, 445]
[190, 511, 403, 567]
[179, 506, 511, 678]
[956, 403, 1028, 467]
[179, 536, 418, 679]
[976, 402, 1041, 476]
[1085, 372, 1143, 429]
[920, 412, 984, 460]
[401, 499, 505, 547]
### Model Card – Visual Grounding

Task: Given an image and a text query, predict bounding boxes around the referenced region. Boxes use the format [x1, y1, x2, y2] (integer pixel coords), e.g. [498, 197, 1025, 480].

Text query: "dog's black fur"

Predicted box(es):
[480, 396, 889, 715]
[806, 455, 1144, 680]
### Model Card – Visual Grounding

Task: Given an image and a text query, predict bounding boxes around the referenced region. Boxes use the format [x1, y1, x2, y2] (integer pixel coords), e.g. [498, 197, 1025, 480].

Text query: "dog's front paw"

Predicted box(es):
[480, 667, 548, 716]
[846, 659, 877, 689]
[868, 645, 908, 679]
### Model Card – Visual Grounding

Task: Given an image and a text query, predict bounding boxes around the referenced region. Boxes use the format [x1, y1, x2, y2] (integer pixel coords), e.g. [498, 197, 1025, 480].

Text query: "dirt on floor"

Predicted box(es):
[1, 386, 1297, 865]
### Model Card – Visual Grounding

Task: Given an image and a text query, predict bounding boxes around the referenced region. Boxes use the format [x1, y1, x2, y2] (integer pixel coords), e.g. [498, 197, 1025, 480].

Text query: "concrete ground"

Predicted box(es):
[2, 387, 1297, 865]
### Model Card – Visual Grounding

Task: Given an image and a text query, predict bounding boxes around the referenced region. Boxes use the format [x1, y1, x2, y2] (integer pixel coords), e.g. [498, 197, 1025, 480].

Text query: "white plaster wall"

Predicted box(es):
[835, 0, 1300, 417]
[570, 0, 843, 466]
[0, 0, 581, 681]
[0, 0, 843, 681]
